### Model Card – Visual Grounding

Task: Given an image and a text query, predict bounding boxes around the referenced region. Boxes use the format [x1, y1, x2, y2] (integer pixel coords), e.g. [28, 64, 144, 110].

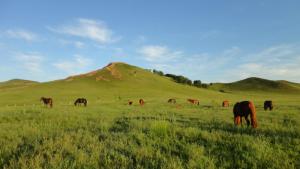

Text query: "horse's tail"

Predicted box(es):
[249, 101, 257, 128]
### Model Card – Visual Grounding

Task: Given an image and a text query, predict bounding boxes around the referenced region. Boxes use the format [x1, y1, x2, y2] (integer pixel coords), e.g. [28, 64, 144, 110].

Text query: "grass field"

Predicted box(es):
[0, 63, 299, 169]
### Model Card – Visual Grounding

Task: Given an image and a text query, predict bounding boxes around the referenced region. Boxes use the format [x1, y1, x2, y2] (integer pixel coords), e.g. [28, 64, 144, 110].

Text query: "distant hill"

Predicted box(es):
[209, 77, 300, 93]
[0, 79, 39, 90]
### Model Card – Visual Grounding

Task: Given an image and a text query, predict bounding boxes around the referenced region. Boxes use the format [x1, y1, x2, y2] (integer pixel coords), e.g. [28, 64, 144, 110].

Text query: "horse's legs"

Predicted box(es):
[245, 115, 250, 127]
[240, 116, 243, 126]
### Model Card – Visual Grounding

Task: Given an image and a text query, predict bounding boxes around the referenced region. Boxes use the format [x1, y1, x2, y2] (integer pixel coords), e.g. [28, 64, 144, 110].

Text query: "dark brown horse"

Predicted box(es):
[168, 98, 176, 104]
[74, 98, 87, 106]
[187, 99, 199, 105]
[233, 101, 257, 128]
[40, 97, 53, 108]
[128, 101, 133, 105]
[139, 99, 145, 106]
[222, 100, 229, 107]
[264, 100, 273, 111]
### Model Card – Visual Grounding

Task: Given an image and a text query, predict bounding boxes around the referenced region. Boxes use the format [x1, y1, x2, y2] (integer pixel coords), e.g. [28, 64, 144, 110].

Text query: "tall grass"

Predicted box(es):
[0, 101, 299, 169]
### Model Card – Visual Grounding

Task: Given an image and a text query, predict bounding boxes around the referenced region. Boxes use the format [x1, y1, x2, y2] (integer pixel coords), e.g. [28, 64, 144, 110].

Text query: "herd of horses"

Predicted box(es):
[40, 97, 274, 129]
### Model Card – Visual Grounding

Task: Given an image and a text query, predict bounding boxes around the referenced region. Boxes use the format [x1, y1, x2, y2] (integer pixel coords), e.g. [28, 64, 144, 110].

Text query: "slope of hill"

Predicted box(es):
[210, 77, 300, 93]
[0, 79, 39, 90]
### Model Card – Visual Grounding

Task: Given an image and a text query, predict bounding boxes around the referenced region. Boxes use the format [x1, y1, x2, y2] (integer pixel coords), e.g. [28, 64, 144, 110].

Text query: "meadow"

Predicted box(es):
[0, 63, 299, 168]
[0, 97, 299, 169]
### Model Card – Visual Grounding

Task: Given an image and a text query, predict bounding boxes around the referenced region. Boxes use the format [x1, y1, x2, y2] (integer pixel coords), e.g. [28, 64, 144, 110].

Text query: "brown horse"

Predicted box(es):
[264, 100, 273, 111]
[233, 101, 257, 128]
[40, 97, 53, 108]
[139, 99, 145, 106]
[168, 98, 176, 104]
[128, 101, 133, 105]
[222, 100, 229, 107]
[74, 98, 87, 106]
[187, 99, 199, 105]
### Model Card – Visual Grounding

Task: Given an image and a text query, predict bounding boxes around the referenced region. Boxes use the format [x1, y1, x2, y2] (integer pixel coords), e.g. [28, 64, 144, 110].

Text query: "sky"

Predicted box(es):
[0, 0, 300, 83]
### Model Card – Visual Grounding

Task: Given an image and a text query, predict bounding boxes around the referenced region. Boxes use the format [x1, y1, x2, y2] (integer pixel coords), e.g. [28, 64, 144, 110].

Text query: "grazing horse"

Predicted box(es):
[168, 98, 176, 104]
[233, 101, 257, 128]
[139, 99, 145, 106]
[128, 101, 133, 105]
[264, 100, 273, 111]
[187, 99, 199, 105]
[74, 98, 87, 106]
[40, 97, 53, 108]
[222, 100, 229, 107]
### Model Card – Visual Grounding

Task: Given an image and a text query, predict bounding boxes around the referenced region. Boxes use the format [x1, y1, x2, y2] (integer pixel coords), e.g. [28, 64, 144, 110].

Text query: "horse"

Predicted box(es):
[139, 99, 145, 106]
[74, 98, 87, 106]
[187, 99, 199, 105]
[264, 100, 273, 111]
[40, 97, 53, 108]
[128, 101, 133, 105]
[233, 101, 257, 128]
[222, 100, 229, 107]
[168, 98, 176, 104]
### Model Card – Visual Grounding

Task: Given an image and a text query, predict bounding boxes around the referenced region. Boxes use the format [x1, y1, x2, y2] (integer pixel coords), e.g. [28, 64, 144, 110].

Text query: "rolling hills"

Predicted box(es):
[0, 62, 299, 106]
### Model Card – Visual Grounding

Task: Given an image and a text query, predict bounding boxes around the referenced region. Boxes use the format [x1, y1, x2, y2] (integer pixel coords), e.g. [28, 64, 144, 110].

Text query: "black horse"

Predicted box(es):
[74, 98, 88, 107]
[233, 101, 257, 128]
[168, 98, 176, 104]
[40, 97, 53, 108]
[264, 100, 273, 111]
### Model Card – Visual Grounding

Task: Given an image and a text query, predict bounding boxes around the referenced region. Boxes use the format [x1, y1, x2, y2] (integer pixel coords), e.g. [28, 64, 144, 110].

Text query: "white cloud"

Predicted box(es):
[141, 43, 300, 83]
[14, 52, 44, 73]
[48, 18, 120, 44]
[138, 45, 182, 62]
[5, 29, 38, 42]
[222, 44, 300, 82]
[53, 55, 92, 74]
[59, 39, 85, 48]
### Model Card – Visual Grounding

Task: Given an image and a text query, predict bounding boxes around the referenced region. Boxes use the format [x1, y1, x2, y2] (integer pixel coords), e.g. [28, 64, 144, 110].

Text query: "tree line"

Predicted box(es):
[152, 69, 211, 88]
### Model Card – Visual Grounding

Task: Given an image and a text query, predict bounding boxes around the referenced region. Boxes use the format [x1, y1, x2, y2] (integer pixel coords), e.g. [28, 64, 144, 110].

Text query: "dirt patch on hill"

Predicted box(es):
[105, 63, 122, 79]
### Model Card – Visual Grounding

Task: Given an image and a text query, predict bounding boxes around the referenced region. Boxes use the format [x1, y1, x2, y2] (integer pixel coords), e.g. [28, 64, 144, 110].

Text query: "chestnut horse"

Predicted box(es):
[222, 100, 229, 107]
[187, 99, 199, 105]
[139, 99, 145, 106]
[264, 100, 273, 111]
[233, 101, 257, 128]
[40, 97, 53, 108]
[168, 98, 176, 104]
[74, 98, 87, 106]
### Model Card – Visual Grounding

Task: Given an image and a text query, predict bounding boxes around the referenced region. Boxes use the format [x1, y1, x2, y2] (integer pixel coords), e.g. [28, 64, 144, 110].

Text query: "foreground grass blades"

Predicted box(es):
[0, 103, 299, 169]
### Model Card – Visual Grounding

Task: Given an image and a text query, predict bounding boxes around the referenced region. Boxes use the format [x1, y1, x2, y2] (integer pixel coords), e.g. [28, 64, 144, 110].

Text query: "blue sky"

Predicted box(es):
[1, 0, 300, 82]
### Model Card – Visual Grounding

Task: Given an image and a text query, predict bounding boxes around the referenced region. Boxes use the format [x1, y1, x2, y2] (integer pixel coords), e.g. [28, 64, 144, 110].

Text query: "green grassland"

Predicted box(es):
[0, 63, 299, 169]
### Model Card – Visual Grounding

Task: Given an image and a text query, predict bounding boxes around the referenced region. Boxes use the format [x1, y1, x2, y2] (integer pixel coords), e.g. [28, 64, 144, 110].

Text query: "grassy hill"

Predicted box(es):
[0, 79, 38, 90]
[0, 62, 227, 106]
[0, 63, 299, 106]
[209, 77, 300, 94]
